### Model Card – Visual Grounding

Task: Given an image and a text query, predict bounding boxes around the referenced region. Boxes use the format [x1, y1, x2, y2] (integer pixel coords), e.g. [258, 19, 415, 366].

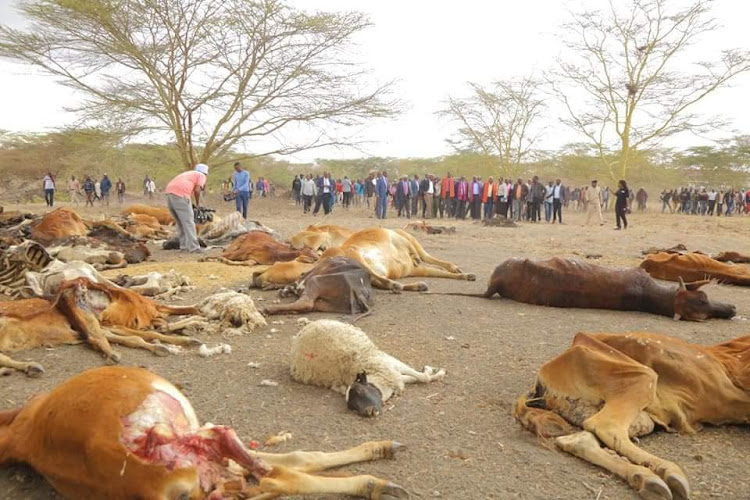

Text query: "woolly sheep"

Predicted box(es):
[290, 319, 445, 417]
[198, 291, 266, 333]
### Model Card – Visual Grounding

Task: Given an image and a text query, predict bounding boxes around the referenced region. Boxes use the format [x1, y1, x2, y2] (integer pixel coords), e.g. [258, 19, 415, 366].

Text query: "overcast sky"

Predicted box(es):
[1, 0, 749, 163]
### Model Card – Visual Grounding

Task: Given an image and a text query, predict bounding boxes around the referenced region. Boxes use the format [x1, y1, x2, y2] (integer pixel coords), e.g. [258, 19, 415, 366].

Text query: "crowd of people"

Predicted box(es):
[286, 172, 638, 228]
[659, 187, 750, 216]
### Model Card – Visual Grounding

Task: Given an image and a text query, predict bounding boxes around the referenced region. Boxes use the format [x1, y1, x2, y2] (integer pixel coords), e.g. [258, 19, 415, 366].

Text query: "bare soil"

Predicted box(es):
[1, 195, 749, 500]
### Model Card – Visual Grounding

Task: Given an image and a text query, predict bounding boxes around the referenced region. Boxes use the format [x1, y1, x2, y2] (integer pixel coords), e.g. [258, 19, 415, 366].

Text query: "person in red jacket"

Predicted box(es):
[441, 172, 455, 218]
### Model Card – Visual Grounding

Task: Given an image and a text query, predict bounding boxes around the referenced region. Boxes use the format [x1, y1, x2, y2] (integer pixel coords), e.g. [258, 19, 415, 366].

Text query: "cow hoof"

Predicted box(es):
[378, 482, 409, 499]
[185, 337, 204, 347]
[25, 363, 45, 377]
[152, 344, 171, 357]
[638, 475, 672, 500]
[665, 473, 690, 500]
[391, 283, 403, 294]
[0, 368, 12, 377]
[417, 281, 429, 292]
[108, 352, 122, 364]
[466, 273, 477, 281]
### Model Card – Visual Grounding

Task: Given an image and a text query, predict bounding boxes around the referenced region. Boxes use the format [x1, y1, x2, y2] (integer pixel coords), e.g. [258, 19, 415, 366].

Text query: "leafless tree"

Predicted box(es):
[438, 76, 545, 177]
[550, 0, 750, 178]
[0, 0, 396, 168]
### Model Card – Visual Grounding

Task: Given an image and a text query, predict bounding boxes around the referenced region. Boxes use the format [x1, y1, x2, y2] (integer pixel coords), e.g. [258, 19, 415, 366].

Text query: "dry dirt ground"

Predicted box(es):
[1, 195, 750, 500]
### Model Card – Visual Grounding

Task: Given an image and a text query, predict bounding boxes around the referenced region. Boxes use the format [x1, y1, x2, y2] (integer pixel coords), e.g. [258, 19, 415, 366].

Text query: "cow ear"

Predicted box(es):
[684, 279, 711, 291]
[678, 276, 686, 291]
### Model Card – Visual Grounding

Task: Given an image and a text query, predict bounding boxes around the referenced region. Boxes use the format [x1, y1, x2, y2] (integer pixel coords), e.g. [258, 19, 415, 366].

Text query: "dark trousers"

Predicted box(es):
[472, 198, 481, 219]
[553, 199, 562, 223]
[343, 192, 351, 208]
[303, 194, 313, 213]
[496, 201, 508, 218]
[456, 199, 467, 219]
[235, 190, 250, 219]
[530, 201, 541, 222]
[397, 198, 410, 218]
[411, 195, 419, 215]
[616, 205, 628, 228]
[708, 200, 716, 215]
[483, 200, 493, 219]
[44, 189, 54, 207]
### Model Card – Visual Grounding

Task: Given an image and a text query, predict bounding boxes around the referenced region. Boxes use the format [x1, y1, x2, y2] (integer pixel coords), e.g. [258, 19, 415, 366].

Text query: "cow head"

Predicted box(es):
[673, 277, 736, 321]
[346, 372, 382, 417]
[296, 246, 320, 263]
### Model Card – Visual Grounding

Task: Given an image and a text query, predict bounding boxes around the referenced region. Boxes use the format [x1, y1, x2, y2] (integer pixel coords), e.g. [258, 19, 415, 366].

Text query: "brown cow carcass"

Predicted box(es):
[250, 260, 316, 290]
[713, 250, 750, 263]
[264, 257, 374, 318]
[30, 207, 88, 245]
[122, 204, 174, 225]
[289, 224, 354, 251]
[0, 366, 408, 499]
[460, 257, 735, 321]
[515, 331, 750, 500]
[0, 278, 202, 376]
[641, 252, 750, 286]
[204, 231, 318, 266]
[320, 228, 474, 292]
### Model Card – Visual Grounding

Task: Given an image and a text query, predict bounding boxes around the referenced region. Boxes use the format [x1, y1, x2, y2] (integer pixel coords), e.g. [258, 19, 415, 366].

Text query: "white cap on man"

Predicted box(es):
[195, 164, 209, 175]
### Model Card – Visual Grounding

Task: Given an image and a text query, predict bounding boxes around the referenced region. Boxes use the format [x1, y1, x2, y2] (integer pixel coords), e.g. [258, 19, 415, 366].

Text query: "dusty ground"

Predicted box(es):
[1, 195, 749, 500]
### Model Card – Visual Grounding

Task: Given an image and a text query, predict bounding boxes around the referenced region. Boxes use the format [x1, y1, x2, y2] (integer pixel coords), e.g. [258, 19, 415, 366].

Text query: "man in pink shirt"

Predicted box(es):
[165, 164, 208, 253]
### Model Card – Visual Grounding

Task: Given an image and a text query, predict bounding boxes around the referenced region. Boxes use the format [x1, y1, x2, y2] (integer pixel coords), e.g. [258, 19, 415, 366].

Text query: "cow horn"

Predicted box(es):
[678, 276, 686, 291]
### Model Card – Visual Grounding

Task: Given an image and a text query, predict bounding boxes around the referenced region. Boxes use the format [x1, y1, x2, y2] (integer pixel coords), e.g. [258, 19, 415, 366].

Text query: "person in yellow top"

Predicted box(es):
[585, 179, 605, 225]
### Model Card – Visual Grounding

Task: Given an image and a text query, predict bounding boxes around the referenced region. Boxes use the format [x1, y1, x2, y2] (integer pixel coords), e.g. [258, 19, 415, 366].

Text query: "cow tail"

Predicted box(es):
[513, 395, 574, 439]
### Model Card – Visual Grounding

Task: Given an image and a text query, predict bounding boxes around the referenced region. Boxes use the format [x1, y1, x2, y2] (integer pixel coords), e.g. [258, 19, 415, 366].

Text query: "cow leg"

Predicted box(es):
[161, 316, 209, 332]
[55, 287, 120, 363]
[250, 441, 403, 473]
[264, 297, 316, 315]
[256, 467, 407, 500]
[409, 265, 476, 281]
[0, 353, 44, 377]
[394, 228, 463, 273]
[555, 431, 671, 500]
[202, 257, 259, 267]
[155, 304, 201, 316]
[104, 332, 172, 356]
[108, 325, 202, 346]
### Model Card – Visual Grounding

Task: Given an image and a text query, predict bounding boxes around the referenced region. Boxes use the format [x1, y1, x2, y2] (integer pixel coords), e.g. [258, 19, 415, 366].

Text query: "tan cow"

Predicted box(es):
[0, 278, 202, 376]
[289, 224, 354, 251]
[250, 260, 316, 290]
[515, 331, 750, 500]
[320, 228, 474, 292]
[204, 231, 318, 266]
[641, 251, 750, 286]
[122, 204, 174, 225]
[0, 366, 409, 499]
[30, 207, 88, 245]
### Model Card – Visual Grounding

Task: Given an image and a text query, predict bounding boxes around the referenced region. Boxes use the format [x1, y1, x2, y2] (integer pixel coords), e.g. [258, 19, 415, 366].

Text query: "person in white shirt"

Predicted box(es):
[544, 181, 555, 223]
[42, 172, 56, 207]
[552, 179, 564, 223]
[301, 174, 315, 213]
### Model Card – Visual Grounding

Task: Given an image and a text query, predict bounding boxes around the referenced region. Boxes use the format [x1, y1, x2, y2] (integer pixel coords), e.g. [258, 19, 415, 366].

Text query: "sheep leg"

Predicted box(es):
[249, 441, 404, 473]
[104, 332, 172, 356]
[0, 353, 44, 377]
[386, 355, 445, 385]
[108, 325, 202, 346]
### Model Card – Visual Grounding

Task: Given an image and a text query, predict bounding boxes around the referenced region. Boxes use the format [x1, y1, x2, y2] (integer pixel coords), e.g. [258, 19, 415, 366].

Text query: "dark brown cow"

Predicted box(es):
[641, 252, 750, 286]
[515, 331, 750, 500]
[447, 257, 735, 321]
[714, 250, 750, 263]
[264, 257, 374, 318]
[205, 231, 318, 266]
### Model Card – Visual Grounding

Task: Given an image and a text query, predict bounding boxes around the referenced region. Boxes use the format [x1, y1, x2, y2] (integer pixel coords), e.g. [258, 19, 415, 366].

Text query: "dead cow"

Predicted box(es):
[289, 224, 354, 251]
[0, 279, 202, 376]
[445, 257, 735, 321]
[264, 257, 374, 318]
[122, 204, 174, 225]
[30, 207, 88, 245]
[204, 231, 318, 266]
[403, 221, 456, 235]
[250, 260, 316, 290]
[321, 228, 474, 292]
[515, 331, 750, 500]
[0, 366, 408, 498]
[640, 251, 750, 286]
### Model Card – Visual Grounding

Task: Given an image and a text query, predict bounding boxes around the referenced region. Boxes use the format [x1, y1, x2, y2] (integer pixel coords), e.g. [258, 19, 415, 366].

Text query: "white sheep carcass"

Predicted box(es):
[290, 319, 445, 416]
[198, 290, 266, 333]
[114, 269, 194, 298]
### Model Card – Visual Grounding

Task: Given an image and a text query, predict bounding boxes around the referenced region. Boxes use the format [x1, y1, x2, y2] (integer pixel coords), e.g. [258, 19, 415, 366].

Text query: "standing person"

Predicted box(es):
[301, 174, 315, 213]
[512, 179, 525, 222]
[375, 171, 389, 219]
[100, 174, 112, 206]
[395, 176, 411, 218]
[585, 179, 604, 226]
[482, 176, 495, 219]
[314, 172, 333, 216]
[68, 176, 80, 205]
[544, 180, 554, 223]
[707, 189, 717, 215]
[232, 161, 252, 219]
[602, 187, 610, 212]
[528, 176, 544, 223]
[432, 174, 442, 218]
[410, 175, 420, 216]
[164, 164, 209, 253]
[420, 174, 432, 218]
[83, 176, 95, 207]
[94, 178, 102, 202]
[455, 176, 469, 219]
[42, 172, 56, 207]
[440, 173, 454, 219]
[495, 178, 507, 218]
[724, 189, 733, 216]
[116, 178, 126, 204]
[614, 180, 630, 230]
[292, 175, 302, 205]
[147, 178, 156, 199]
[143, 175, 150, 196]
[552, 179, 564, 223]
[469, 176, 482, 220]
[341, 176, 352, 209]
[365, 173, 374, 208]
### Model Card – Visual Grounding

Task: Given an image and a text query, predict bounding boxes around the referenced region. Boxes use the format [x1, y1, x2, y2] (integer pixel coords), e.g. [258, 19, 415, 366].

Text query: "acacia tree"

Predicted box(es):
[0, 0, 395, 168]
[550, 0, 750, 179]
[438, 76, 545, 178]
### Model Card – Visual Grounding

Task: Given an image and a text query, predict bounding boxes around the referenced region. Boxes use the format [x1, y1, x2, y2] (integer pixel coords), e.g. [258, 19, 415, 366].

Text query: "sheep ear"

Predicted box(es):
[356, 371, 368, 384]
